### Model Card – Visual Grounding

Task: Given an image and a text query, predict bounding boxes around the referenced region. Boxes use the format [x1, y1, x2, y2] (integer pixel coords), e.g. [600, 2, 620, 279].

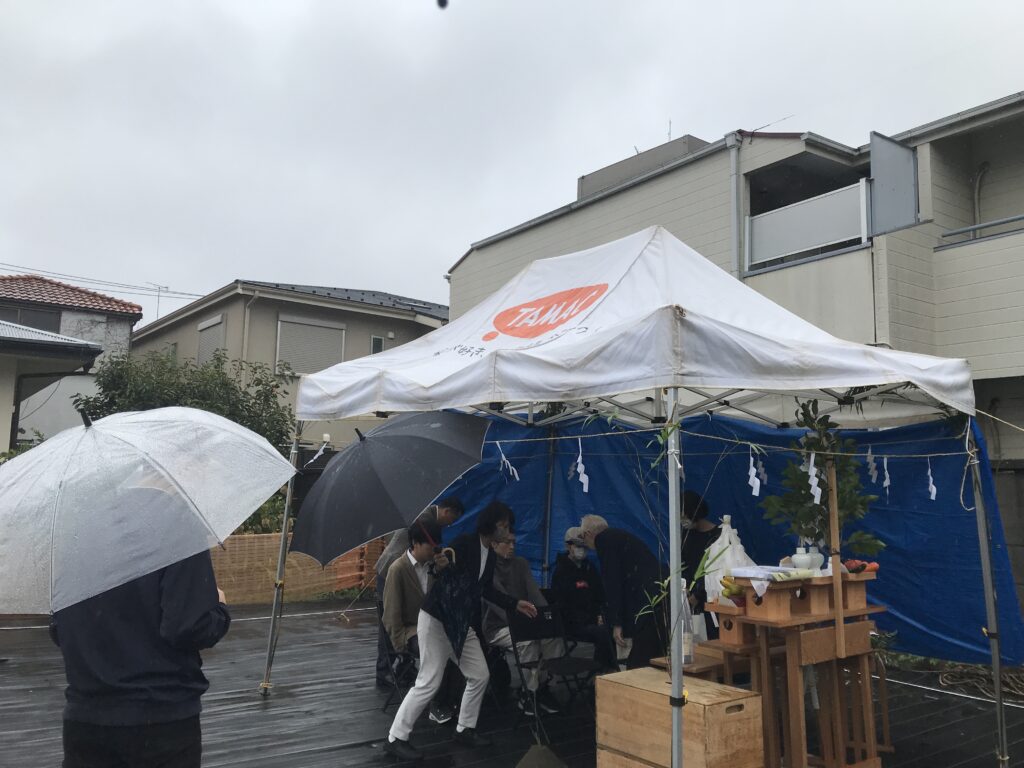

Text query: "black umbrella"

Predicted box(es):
[290, 411, 490, 566]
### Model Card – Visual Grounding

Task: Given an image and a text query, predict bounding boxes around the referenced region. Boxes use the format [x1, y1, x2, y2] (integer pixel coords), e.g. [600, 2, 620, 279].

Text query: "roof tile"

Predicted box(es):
[0, 275, 143, 317]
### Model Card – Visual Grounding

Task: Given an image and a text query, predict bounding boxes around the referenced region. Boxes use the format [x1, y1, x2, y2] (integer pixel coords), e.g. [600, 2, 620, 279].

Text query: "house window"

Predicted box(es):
[370, 335, 385, 355]
[197, 315, 225, 365]
[0, 304, 61, 333]
[276, 315, 346, 374]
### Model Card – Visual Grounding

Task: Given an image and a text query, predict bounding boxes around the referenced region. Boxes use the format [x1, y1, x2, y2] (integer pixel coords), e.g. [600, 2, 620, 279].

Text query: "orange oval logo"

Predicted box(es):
[485, 283, 608, 340]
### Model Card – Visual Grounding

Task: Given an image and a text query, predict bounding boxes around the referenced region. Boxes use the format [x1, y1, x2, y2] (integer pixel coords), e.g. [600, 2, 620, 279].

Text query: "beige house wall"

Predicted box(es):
[132, 292, 439, 446]
[451, 136, 810, 320]
[0, 361, 14, 449]
[745, 247, 876, 343]
[974, 120, 1024, 235]
[132, 295, 247, 362]
[933, 230, 1024, 378]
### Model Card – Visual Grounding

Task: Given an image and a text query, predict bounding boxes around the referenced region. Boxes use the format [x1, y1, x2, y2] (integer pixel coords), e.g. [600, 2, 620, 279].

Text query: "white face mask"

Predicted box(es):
[568, 545, 587, 562]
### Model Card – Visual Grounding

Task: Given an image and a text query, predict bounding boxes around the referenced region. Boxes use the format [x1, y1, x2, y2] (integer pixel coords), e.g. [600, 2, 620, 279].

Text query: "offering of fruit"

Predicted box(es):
[843, 559, 879, 573]
[719, 575, 744, 599]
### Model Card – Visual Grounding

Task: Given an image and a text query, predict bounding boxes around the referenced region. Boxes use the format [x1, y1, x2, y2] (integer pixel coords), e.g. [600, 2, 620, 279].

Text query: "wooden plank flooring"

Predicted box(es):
[1, 603, 1022, 767]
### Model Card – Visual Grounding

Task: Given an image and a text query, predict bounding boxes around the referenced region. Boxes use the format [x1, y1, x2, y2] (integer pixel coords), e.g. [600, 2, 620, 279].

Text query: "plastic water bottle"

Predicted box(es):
[681, 578, 695, 665]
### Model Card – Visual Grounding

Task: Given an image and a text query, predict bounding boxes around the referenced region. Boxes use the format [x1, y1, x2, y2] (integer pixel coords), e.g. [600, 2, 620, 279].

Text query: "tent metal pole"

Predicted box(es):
[968, 427, 1009, 767]
[259, 427, 301, 697]
[667, 387, 684, 768]
[541, 426, 557, 587]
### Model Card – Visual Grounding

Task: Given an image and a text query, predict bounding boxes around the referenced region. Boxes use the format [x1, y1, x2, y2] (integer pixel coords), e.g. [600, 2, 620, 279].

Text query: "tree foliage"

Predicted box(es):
[760, 399, 884, 556]
[74, 350, 295, 450]
[73, 350, 295, 534]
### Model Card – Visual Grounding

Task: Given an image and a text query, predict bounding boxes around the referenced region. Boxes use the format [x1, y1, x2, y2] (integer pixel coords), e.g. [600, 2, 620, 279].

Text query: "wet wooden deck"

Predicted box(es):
[1, 602, 1022, 767]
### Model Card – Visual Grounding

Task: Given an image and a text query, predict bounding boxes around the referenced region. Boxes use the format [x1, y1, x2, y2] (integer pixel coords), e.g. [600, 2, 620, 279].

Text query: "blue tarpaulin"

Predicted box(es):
[441, 413, 1024, 665]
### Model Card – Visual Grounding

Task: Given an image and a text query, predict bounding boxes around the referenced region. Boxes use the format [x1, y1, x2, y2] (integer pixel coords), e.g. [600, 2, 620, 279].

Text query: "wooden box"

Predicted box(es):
[814, 572, 873, 612]
[596, 667, 763, 768]
[719, 615, 756, 647]
[792, 583, 832, 615]
[743, 584, 793, 621]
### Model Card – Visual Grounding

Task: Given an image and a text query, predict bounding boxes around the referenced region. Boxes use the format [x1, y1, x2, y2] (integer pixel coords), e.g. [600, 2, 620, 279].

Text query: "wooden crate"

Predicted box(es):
[596, 667, 763, 768]
[597, 747, 658, 767]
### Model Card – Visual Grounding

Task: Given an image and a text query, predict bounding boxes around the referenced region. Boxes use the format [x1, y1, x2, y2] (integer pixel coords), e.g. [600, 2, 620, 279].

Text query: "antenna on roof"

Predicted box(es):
[146, 283, 169, 319]
[748, 114, 797, 140]
[668, 120, 672, 141]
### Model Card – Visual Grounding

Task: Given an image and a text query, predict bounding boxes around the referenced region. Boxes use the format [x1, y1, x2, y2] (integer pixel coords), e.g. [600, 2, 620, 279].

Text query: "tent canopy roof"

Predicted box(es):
[297, 227, 974, 424]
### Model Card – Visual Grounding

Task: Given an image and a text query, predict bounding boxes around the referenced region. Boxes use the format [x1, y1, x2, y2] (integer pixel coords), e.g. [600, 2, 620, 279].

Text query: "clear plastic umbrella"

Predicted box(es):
[0, 407, 295, 614]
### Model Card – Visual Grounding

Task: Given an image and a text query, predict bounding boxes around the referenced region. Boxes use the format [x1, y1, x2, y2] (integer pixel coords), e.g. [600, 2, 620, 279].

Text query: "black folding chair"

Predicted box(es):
[506, 604, 603, 735]
[376, 601, 417, 712]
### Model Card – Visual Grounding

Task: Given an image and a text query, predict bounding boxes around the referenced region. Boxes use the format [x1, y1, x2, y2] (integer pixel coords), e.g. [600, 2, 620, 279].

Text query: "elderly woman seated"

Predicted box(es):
[482, 530, 562, 715]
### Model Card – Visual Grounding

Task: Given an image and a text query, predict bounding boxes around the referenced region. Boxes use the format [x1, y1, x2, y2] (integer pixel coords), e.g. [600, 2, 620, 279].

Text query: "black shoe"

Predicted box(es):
[516, 696, 536, 717]
[536, 687, 560, 714]
[383, 737, 421, 760]
[453, 727, 493, 747]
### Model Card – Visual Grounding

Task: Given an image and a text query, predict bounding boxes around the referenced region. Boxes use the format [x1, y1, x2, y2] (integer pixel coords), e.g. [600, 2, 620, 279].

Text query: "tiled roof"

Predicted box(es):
[0, 320, 102, 350]
[246, 281, 449, 321]
[0, 275, 143, 317]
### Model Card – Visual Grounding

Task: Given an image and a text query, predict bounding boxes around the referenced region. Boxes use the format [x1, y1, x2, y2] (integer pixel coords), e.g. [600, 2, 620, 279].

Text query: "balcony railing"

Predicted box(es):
[746, 179, 870, 268]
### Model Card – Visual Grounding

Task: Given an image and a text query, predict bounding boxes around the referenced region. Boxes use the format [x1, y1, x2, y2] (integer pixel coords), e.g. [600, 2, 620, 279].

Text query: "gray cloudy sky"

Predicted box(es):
[2, 1, 1022, 326]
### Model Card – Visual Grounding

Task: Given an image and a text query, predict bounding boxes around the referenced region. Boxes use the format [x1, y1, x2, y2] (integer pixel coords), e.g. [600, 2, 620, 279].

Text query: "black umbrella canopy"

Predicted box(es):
[290, 411, 490, 566]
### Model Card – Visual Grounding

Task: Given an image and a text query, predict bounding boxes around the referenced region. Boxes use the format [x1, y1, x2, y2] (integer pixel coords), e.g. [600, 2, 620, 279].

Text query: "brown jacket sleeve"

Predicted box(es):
[382, 558, 416, 652]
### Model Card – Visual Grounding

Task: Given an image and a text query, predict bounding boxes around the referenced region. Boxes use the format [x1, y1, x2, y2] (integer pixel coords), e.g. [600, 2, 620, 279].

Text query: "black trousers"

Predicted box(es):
[63, 716, 201, 768]
[375, 578, 391, 684]
[566, 622, 617, 670]
[626, 611, 667, 670]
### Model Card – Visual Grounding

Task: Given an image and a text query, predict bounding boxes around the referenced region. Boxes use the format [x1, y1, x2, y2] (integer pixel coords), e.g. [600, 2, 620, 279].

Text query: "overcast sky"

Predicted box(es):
[2, 1, 1022, 326]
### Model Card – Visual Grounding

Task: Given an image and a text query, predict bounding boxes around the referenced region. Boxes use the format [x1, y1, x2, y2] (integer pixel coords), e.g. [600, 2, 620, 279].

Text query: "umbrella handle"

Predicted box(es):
[441, 547, 456, 565]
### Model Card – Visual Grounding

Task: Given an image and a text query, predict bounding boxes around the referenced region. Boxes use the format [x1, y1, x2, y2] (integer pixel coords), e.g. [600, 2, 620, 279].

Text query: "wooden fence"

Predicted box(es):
[210, 534, 387, 605]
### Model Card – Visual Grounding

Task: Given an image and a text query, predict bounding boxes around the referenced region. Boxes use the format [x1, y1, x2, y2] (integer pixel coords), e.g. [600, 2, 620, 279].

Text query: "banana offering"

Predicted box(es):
[719, 575, 744, 599]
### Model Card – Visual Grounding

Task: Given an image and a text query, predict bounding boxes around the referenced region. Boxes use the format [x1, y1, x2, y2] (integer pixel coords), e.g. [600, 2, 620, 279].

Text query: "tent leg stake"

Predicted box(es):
[259, 429, 301, 697]
[969, 425, 1009, 767]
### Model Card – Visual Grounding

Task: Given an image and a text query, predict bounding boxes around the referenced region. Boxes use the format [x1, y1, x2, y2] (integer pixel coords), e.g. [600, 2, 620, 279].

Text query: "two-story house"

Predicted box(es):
[446, 92, 1024, 604]
[0, 275, 142, 444]
[130, 279, 449, 443]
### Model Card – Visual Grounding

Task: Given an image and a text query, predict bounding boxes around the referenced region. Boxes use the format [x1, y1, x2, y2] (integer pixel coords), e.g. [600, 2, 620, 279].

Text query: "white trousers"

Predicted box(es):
[487, 627, 563, 691]
[389, 611, 490, 741]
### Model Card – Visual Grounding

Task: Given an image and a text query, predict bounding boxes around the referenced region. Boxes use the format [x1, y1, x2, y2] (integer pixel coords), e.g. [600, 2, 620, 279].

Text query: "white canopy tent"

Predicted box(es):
[279, 227, 1007, 767]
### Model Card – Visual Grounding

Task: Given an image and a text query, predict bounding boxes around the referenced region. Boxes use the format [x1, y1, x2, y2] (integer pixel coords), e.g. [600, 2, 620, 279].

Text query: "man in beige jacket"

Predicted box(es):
[382, 518, 461, 726]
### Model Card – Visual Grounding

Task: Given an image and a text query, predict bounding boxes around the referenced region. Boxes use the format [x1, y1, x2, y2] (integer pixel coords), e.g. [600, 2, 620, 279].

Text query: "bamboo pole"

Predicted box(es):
[826, 459, 846, 658]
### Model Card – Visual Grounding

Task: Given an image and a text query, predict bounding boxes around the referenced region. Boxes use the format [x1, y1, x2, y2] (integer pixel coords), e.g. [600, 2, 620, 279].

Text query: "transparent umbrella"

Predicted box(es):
[0, 407, 295, 614]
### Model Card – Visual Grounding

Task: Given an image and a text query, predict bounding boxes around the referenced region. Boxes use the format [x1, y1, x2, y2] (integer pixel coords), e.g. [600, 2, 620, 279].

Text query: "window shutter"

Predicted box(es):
[277, 320, 345, 374]
[197, 317, 225, 364]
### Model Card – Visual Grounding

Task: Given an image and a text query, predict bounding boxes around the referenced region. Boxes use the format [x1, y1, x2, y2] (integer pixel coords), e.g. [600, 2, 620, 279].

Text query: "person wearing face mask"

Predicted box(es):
[550, 527, 618, 671]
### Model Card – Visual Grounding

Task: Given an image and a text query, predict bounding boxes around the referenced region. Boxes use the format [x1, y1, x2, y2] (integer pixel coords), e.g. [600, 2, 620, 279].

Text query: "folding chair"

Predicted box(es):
[507, 604, 604, 735]
[375, 601, 417, 712]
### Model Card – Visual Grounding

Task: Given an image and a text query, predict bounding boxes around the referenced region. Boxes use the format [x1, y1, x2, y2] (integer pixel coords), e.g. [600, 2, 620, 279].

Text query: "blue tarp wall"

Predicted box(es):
[441, 413, 1024, 665]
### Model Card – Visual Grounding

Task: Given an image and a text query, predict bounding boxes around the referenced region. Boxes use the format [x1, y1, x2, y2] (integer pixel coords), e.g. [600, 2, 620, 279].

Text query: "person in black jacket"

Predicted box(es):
[50, 549, 230, 768]
[579, 514, 666, 669]
[385, 501, 537, 761]
[682, 490, 721, 640]
[549, 526, 617, 671]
